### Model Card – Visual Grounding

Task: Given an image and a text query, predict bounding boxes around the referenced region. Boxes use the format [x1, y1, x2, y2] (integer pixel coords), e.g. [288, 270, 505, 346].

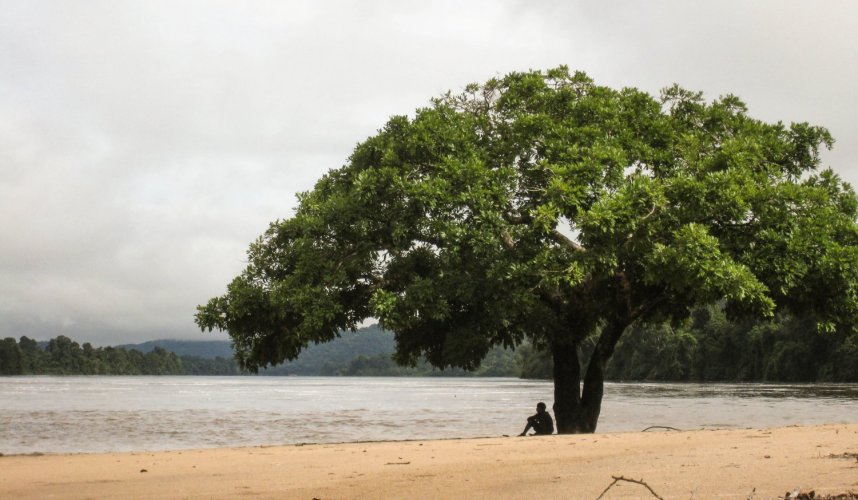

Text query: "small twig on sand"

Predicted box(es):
[596, 475, 665, 500]
[641, 426, 681, 432]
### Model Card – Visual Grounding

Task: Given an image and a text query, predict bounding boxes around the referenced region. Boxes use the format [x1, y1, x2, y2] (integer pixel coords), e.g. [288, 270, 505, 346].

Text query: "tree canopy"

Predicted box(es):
[197, 67, 858, 433]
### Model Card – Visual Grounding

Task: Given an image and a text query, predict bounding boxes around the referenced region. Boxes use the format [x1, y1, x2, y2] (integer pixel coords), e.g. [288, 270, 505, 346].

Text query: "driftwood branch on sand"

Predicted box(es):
[641, 426, 681, 432]
[596, 475, 665, 500]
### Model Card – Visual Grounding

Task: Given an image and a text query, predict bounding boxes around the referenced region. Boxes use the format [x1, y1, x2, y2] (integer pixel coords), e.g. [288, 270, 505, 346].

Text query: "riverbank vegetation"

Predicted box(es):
[520, 304, 858, 382]
[0, 335, 186, 375]
[2, 306, 856, 380]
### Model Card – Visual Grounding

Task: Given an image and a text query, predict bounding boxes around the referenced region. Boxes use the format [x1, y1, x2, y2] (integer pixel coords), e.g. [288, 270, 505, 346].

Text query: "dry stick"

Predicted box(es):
[641, 425, 681, 432]
[596, 475, 665, 500]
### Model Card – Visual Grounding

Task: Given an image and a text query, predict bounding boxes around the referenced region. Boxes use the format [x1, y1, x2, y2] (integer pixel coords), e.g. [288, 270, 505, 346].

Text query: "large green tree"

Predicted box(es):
[197, 67, 858, 433]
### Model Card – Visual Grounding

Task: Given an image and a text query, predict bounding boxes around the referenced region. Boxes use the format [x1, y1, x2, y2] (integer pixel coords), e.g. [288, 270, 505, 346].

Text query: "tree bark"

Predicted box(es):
[579, 320, 627, 433]
[552, 320, 628, 434]
[551, 341, 582, 434]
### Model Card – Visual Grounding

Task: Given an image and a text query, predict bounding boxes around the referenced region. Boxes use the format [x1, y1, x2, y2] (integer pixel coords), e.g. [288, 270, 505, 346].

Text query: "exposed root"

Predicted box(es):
[596, 475, 664, 500]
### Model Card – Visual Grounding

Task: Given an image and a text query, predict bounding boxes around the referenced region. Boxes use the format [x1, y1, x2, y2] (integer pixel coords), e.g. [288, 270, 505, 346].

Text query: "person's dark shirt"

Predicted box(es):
[528, 410, 554, 435]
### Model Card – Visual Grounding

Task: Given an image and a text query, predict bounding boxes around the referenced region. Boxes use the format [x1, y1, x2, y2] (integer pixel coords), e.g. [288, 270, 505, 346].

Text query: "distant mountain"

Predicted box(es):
[117, 339, 234, 358]
[6, 325, 519, 376]
[114, 325, 519, 376]
[118, 324, 398, 373]
[260, 324, 396, 375]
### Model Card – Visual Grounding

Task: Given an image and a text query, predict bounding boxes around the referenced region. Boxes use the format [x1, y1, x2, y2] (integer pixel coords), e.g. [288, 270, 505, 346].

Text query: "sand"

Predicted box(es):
[1, 424, 856, 499]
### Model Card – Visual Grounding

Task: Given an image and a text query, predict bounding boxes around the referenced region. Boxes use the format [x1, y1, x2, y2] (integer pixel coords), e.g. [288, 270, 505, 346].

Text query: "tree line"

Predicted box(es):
[319, 343, 520, 377]
[519, 305, 858, 382]
[0, 332, 516, 377]
[0, 335, 241, 376]
[3, 304, 856, 380]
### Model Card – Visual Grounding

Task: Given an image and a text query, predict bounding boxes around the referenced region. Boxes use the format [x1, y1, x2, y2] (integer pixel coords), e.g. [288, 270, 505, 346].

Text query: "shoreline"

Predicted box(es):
[1, 423, 856, 499]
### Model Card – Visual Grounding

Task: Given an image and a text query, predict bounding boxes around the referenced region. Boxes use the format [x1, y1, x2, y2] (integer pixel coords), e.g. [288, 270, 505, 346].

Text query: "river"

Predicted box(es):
[1, 376, 856, 454]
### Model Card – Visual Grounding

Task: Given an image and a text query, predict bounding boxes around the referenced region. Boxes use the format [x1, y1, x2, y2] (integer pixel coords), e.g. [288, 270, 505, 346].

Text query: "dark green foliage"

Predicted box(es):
[0, 326, 517, 377]
[477, 346, 521, 376]
[682, 308, 857, 382]
[260, 324, 396, 375]
[198, 67, 858, 432]
[0, 336, 184, 375]
[832, 335, 858, 380]
[516, 343, 554, 379]
[0, 337, 24, 375]
[326, 344, 519, 376]
[603, 322, 698, 381]
[523, 304, 858, 382]
[323, 353, 403, 376]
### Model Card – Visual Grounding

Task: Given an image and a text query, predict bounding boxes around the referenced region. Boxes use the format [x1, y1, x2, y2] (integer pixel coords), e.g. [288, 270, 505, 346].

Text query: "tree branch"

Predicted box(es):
[630, 292, 667, 323]
[500, 212, 585, 253]
[550, 229, 586, 253]
[535, 284, 567, 311]
[500, 230, 515, 250]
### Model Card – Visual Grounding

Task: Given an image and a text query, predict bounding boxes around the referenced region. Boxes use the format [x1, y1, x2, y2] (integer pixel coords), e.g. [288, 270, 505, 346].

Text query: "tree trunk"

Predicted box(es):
[552, 321, 628, 434]
[551, 341, 582, 433]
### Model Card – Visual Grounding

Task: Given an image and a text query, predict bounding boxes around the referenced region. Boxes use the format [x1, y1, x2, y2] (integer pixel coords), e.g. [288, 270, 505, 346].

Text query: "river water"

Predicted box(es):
[1, 376, 856, 454]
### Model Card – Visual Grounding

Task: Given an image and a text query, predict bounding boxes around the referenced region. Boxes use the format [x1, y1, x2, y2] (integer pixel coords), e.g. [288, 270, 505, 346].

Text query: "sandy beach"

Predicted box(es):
[1, 423, 856, 499]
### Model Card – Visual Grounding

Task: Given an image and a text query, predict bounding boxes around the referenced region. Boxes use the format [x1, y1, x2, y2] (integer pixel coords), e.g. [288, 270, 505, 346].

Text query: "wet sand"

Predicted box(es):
[1, 424, 856, 499]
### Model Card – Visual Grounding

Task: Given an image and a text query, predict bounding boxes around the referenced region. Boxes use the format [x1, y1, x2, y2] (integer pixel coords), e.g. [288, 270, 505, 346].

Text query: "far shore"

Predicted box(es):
[1, 423, 856, 499]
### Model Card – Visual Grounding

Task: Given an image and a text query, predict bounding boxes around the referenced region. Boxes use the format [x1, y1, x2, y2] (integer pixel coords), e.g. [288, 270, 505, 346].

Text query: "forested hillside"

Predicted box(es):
[118, 340, 234, 358]
[0, 325, 519, 376]
[112, 325, 519, 376]
[3, 310, 856, 380]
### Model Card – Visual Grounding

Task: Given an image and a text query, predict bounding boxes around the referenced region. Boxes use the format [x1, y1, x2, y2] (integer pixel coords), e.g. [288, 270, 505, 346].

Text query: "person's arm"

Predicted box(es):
[520, 415, 537, 436]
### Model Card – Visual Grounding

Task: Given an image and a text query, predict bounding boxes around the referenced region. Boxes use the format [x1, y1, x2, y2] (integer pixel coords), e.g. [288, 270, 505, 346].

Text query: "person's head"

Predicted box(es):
[536, 402, 546, 412]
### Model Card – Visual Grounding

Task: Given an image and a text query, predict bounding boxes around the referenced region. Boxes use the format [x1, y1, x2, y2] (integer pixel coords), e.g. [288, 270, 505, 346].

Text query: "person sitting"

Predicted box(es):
[519, 401, 554, 436]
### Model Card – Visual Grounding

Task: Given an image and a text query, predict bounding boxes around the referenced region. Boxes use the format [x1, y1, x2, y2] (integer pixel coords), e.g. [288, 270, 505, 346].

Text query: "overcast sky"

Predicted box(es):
[2, 1, 857, 345]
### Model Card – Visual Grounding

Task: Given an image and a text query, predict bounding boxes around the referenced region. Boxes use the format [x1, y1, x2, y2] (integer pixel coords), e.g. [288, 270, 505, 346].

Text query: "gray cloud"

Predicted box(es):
[2, 0, 856, 345]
